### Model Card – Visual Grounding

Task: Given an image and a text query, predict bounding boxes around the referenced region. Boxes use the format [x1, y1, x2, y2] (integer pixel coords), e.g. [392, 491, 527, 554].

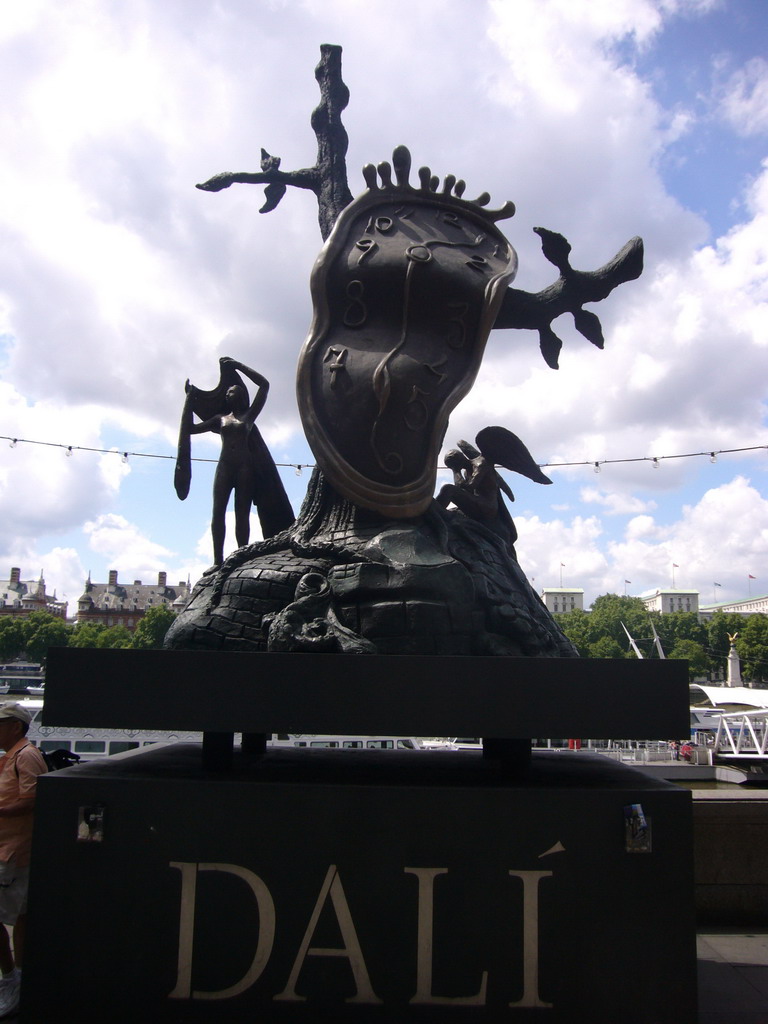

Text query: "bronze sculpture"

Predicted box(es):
[166, 46, 643, 658]
[174, 357, 294, 566]
[436, 426, 552, 556]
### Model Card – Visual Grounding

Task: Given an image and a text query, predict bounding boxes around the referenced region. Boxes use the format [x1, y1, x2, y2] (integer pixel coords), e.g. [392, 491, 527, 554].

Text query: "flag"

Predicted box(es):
[714, 582, 722, 587]
[749, 574, 757, 580]
[673, 563, 679, 568]
[625, 580, 632, 584]
[560, 563, 565, 567]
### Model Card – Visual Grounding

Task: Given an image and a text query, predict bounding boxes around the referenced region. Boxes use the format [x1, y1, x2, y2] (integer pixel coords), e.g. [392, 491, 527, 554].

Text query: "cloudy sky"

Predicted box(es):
[1, 0, 766, 613]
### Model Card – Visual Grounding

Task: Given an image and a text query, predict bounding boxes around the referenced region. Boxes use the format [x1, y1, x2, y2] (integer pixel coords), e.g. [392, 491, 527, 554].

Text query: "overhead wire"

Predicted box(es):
[1, 435, 766, 474]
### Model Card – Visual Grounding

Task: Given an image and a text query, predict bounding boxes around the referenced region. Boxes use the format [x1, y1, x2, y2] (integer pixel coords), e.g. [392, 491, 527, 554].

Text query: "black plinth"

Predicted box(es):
[43, 647, 690, 739]
[22, 746, 697, 1023]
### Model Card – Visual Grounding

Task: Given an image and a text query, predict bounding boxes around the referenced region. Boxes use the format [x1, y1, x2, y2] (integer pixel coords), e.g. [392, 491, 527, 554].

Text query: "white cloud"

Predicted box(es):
[717, 57, 768, 137]
[580, 487, 658, 515]
[526, 476, 768, 605]
[84, 513, 176, 578]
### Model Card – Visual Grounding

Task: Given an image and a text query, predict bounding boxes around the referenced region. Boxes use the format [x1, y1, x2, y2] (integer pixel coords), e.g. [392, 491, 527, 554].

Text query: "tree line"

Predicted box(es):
[0, 606, 177, 662]
[554, 594, 768, 683]
[2, 597, 766, 683]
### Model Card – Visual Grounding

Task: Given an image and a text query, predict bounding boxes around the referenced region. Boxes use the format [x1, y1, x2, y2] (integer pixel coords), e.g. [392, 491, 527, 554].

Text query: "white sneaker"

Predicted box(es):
[0, 972, 19, 1018]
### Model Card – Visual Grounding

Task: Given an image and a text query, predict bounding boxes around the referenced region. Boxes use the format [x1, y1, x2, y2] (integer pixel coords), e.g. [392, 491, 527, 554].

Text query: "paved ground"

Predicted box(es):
[698, 931, 768, 1023]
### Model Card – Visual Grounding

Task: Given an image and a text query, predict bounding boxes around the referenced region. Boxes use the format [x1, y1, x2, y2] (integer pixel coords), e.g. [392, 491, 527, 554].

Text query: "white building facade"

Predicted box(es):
[541, 588, 584, 614]
[641, 590, 699, 615]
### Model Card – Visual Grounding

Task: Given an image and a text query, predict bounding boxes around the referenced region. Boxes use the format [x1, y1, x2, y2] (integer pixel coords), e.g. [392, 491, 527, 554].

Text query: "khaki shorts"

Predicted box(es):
[0, 858, 29, 925]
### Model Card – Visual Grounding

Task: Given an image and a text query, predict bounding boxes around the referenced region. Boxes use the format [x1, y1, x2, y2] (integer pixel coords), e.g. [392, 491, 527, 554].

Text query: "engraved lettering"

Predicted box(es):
[168, 862, 276, 1001]
[275, 865, 382, 1005]
[405, 867, 488, 1006]
[508, 869, 553, 1008]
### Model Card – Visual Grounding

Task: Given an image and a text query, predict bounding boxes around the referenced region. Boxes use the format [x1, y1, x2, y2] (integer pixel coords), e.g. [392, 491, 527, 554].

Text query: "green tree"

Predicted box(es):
[0, 618, 26, 661]
[658, 611, 707, 651]
[554, 609, 593, 656]
[706, 612, 745, 680]
[69, 622, 108, 648]
[97, 626, 133, 650]
[738, 614, 768, 684]
[588, 635, 626, 659]
[131, 605, 176, 650]
[588, 595, 652, 656]
[21, 612, 71, 663]
[668, 638, 709, 681]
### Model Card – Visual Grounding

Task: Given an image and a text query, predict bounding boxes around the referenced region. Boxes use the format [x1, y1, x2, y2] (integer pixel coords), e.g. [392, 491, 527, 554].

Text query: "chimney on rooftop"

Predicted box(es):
[158, 571, 167, 587]
[108, 570, 118, 587]
[10, 568, 20, 585]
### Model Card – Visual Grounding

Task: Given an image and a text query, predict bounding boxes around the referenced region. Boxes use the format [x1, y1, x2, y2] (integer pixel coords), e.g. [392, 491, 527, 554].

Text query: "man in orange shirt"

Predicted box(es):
[0, 703, 47, 1019]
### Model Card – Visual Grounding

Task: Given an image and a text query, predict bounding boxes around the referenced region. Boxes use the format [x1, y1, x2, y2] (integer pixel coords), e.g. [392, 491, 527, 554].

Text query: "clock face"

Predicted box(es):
[297, 189, 518, 517]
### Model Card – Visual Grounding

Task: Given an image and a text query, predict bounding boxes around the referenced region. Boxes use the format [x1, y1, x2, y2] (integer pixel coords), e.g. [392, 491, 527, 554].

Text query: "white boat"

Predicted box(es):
[7, 702, 460, 762]
[269, 735, 452, 751]
[0, 662, 44, 693]
[14, 700, 203, 762]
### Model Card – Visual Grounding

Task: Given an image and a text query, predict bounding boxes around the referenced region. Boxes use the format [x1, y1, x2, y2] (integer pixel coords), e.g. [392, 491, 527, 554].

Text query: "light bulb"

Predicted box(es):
[8, 439, 16, 448]
[295, 464, 303, 476]
[710, 452, 717, 464]
[65, 446, 73, 457]
[593, 462, 601, 474]
[122, 452, 129, 464]
[652, 458, 659, 469]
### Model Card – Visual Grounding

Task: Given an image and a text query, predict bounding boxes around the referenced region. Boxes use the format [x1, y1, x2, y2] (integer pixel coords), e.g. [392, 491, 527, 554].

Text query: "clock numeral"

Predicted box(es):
[466, 254, 489, 273]
[423, 355, 448, 386]
[446, 302, 469, 349]
[406, 244, 432, 263]
[364, 215, 394, 235]
[323, 346, 348, 389]
[343, 280, 368, 328]
[354, 237, 379, 264]
[438, 211, 463, 230]
[404, 386, 429, 431]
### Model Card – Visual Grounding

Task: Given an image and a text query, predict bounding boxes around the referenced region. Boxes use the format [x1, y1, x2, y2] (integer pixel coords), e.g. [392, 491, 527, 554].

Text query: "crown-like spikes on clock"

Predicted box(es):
[361, 145, 517, 225]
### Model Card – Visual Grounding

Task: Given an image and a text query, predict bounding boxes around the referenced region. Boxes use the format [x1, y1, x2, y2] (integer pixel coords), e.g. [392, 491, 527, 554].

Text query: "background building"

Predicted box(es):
[541, 588, 584, 614]
[0, 567, 66, 619]
[76, 571, 190, 631]
[699, 594, 768, 619]
[640, 589, 699, 615]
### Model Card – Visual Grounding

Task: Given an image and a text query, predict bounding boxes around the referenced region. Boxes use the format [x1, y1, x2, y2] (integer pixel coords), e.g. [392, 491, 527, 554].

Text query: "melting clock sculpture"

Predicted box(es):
[166, 46, 642, 659]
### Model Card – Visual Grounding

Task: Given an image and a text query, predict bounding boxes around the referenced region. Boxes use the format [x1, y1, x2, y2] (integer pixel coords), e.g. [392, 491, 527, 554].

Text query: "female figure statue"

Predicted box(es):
[174, 357, 294, 566]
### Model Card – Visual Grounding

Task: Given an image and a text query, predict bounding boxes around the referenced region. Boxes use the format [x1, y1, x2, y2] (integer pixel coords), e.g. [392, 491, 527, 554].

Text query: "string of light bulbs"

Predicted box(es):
[1, 434, 766, 474]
